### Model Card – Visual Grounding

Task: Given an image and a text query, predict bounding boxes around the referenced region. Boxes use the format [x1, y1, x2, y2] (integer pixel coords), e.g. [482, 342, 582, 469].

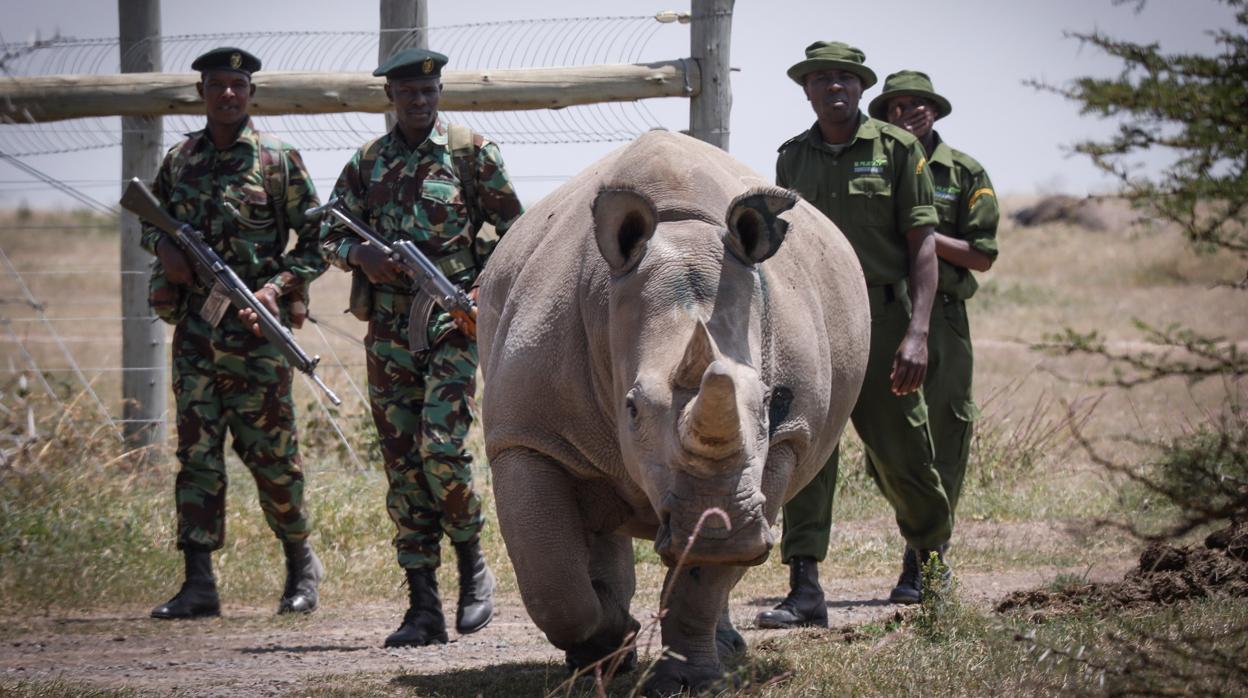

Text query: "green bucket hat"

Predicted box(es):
[786, 41, 877, 88]
[868, 70, 952, 121]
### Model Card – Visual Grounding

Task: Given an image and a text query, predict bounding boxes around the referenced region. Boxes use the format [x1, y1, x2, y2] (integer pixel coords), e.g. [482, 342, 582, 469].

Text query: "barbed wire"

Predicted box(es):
[0, 247, 122, 442]
[0, 15, 686, 155]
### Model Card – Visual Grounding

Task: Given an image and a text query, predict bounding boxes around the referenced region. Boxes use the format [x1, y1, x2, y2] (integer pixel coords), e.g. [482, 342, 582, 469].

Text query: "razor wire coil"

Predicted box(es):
[0, 15, 687, 156]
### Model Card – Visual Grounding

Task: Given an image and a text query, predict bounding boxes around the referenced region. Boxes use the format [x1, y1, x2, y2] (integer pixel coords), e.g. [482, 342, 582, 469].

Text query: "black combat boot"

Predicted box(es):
[277, 540, 324, 615]
[453, 538, 496, 634]
[151, 549, 220, 619]
[383, 568, 448, 647]
[754, 556, 827, 628]
[888, 546, 922, 604]
[890, 546, 951, 604]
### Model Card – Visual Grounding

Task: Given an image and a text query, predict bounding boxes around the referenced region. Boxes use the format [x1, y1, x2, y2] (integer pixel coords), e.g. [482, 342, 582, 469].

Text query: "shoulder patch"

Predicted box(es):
[968, 187, 995, 210]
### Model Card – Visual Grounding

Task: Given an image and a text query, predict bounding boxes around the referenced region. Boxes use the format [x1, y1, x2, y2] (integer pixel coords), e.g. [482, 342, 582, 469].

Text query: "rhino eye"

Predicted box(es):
[626, 396, 639, 422]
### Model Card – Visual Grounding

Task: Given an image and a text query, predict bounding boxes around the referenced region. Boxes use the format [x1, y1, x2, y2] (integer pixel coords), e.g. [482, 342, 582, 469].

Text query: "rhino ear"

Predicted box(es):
[593, 187, 658, 273]
[723, 186, 798, 265]
[673, 319, 718, 390]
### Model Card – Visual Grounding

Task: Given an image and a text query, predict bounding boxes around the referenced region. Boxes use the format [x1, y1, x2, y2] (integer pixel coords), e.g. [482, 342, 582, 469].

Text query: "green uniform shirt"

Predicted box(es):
[321, 120, 524, 291]
[141, 118, 325, 295]
[776, 112, 938, 286]
[929, 133, 999, 299]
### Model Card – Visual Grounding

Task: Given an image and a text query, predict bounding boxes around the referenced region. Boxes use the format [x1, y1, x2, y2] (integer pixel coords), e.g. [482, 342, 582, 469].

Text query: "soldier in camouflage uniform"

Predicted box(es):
[144, 47, 327, 620]
[869, 70, 999, 602]
[320, 48, 523, 647]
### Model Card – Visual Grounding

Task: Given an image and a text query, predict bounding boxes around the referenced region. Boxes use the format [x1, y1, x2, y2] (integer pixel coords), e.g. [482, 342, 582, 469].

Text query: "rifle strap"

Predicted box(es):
[257, 132, 290, 252]
[345, 136, 387, 323]
[357, 136, 386, 199]
[447, 123, 483, 272]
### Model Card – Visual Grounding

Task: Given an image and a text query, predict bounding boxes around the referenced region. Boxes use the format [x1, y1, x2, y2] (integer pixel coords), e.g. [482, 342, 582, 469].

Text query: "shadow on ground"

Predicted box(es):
[391, 661, 575, 697]
[748, 595, 893, 611]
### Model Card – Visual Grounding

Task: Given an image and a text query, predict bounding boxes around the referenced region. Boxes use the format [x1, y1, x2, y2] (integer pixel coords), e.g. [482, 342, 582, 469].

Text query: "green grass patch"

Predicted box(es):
[738, 596, 1248, 696]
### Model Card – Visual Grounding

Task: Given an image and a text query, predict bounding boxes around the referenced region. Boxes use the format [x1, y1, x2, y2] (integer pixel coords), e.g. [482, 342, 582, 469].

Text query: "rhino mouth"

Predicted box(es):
[654, 489, 772, 567]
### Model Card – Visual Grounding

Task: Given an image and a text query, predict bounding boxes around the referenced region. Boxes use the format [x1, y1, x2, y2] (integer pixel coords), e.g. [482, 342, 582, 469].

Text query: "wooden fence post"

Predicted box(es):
[118, 0, 167, 450]
[689, 0, 733, 150]
[379, 0, 428, 131]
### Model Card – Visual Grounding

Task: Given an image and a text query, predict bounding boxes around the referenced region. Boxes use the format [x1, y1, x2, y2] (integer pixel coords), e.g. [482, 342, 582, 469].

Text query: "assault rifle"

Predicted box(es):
[120, 178, 342, 406]
[307, 197, 478, 341]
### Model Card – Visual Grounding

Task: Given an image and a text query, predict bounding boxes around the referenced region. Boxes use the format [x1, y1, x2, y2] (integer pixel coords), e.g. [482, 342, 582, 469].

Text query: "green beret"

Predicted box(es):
[786, 41, 877, 88]
[374, 48, 449, 80]
[868, 70, 953, 121]
[191, 47, 261, 76]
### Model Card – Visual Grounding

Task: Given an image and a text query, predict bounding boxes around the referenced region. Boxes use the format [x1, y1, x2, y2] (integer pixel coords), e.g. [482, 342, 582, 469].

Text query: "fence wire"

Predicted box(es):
[0, 15, 686, 155]
[0, 12, 697, 472]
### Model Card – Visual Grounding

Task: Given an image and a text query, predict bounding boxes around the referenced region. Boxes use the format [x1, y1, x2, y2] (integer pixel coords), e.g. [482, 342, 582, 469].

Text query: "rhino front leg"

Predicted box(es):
[716, 604, 747, 659]
[491, 447, 638, 670]
[648, 564, 747, 697]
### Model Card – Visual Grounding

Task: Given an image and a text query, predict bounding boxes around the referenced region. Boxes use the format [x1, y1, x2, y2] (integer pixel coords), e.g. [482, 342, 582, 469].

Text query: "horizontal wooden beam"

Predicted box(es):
[0, 60, 699, 123]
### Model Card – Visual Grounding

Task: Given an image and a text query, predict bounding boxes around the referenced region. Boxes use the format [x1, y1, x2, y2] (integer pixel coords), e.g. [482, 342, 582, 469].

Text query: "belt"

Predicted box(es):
[866, 278, 908, 306]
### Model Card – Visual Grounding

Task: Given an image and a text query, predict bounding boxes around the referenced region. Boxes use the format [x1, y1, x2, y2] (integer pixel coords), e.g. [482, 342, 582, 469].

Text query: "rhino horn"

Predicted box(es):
[673, 319, 718, 390]
[680, 360, 743, 459]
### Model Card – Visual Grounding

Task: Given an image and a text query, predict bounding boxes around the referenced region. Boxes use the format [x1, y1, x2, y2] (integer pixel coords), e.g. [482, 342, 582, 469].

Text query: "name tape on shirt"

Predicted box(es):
[852, 158, 887, 175]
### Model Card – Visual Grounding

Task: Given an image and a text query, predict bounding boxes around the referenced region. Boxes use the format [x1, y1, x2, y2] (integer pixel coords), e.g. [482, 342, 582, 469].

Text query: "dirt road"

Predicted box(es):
[0, 564, 1129, 697]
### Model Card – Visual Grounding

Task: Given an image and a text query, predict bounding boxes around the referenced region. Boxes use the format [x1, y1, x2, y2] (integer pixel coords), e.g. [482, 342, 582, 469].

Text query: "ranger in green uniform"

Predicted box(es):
[869, 70, 999, 601]
[320, 48, 524, 648]
[145, 47, 326, 620]
[757, 42, 949, 628]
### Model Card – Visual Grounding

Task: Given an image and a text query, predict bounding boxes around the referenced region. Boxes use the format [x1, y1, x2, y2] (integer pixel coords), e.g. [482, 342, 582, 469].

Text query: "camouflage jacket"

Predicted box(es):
[320, 120, 524, 293]
[141, 118, 325, 297]
[928, 133, 999, 300]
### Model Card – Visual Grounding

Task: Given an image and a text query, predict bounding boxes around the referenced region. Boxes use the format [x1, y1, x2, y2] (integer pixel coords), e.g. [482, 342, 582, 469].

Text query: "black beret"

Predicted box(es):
[374, 47, 448, 80]
[191, 47, 261, 76]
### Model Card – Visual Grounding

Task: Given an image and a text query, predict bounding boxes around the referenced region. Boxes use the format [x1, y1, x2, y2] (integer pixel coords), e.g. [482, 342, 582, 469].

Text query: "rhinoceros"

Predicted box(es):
[477, 130, 869, 694]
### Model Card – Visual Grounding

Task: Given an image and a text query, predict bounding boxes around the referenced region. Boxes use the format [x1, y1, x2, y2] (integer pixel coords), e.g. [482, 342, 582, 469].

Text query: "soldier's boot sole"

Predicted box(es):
[151, 584, 220, 620]
[754, 605, 828, 629]
[383, 624, 449, 648]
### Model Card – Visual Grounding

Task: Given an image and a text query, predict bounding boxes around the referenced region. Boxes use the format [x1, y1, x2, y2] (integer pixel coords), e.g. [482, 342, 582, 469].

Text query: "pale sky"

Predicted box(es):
[0, 0, 1236, 209]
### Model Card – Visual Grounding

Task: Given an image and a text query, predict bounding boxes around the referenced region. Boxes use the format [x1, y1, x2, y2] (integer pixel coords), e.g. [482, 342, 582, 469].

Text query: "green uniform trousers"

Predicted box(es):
[924, 294, 978, 515]
[366, 293, 485, 571]
[172, 308, 308, 552]
[781, 287, 952, 559]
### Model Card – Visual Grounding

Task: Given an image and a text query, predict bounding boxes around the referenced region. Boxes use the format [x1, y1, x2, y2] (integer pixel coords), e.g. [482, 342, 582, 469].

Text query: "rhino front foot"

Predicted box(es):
[564, 616, 642, 676]
[645, 655, 732, 697]
[715, 609, 747, 659]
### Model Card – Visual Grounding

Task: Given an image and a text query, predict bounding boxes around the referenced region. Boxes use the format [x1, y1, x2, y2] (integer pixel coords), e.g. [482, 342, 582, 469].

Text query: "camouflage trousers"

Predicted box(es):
[171, 308, 308, 552]
[366, 294, 483, 571]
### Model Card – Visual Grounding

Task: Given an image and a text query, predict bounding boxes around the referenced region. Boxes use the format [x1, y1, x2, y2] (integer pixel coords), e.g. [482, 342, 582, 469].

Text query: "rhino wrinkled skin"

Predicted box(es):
[478, 130, 869, 694]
